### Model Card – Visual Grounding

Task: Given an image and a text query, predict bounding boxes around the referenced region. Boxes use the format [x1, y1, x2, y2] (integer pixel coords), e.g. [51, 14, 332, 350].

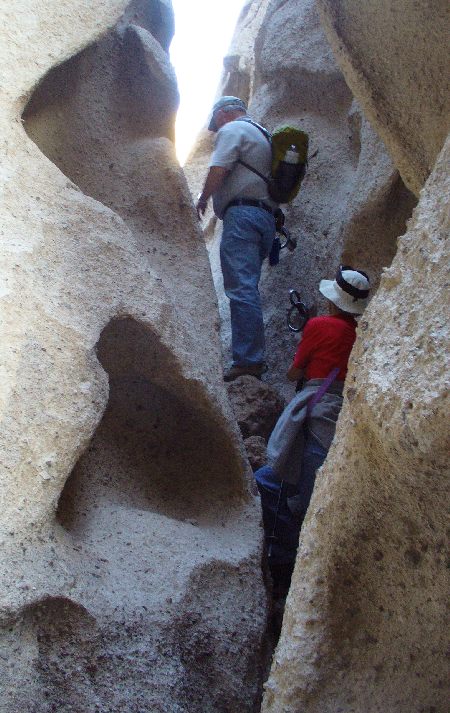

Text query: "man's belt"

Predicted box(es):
[224, 198, 275, 215]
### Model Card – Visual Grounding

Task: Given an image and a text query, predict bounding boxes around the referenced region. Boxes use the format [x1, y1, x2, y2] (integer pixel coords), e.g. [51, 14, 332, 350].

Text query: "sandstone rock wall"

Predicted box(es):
[0, 2, 269, 711]
[316, 0, 450, 196]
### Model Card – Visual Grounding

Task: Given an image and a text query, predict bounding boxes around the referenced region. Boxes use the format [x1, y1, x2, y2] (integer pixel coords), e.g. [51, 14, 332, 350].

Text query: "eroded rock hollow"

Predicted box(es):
[1, 0, 448, 712]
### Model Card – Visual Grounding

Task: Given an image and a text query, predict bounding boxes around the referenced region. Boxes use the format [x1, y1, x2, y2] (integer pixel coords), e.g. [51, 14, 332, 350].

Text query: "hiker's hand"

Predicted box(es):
[196, 168, 228, 218]
[196, 194, 208, 219]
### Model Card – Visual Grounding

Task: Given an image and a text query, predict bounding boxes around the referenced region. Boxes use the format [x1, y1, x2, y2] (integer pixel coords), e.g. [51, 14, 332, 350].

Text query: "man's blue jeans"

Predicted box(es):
[254, 429, 328, 566]
[220, 205, 276, 366]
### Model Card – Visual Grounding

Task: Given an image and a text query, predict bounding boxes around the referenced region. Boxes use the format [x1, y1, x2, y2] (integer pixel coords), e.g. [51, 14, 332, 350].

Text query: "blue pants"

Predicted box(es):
[220, 205, 275, 366]
[254, 429, 328, 567]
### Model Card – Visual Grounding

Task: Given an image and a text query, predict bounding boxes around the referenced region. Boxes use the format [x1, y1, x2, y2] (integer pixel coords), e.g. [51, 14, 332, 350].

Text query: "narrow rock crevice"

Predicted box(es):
[342, 172, 418, 280]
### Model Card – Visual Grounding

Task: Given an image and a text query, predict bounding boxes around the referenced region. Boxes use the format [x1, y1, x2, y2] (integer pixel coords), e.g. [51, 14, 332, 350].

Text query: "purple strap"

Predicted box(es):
[306, 367, 340, 416]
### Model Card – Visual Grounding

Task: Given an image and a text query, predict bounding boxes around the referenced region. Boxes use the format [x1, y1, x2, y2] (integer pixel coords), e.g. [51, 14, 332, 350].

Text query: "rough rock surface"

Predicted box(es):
[225, 374, 285, 471]
[0, 2, 269, 711]
[244, 436, 268, 472]
[340, 101, 417, 277]
[226, 375, 285, 441]
[316, 0, 450, 196]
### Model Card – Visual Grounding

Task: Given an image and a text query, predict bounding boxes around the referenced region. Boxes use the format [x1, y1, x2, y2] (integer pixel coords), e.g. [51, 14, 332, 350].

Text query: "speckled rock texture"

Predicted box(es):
[226, 375, 285, 442]
[226, 375, 285, 471]
[243, 435, 268, 472]
[316, 0, 450, 196]
[0, 2, 269, 711]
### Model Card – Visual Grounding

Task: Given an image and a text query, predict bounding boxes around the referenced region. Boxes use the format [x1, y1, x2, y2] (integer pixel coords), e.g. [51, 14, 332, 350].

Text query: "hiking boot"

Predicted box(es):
[223, 363, 268, 382]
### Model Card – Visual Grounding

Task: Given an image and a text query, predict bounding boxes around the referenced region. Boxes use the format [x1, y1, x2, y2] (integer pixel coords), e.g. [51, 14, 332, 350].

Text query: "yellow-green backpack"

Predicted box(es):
[238, 120, 309, 204]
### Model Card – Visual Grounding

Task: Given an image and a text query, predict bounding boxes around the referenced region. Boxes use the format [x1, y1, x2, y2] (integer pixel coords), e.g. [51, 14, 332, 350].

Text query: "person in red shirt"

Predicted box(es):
[254, 266, 371, 598]
[288, 307, 358, 383]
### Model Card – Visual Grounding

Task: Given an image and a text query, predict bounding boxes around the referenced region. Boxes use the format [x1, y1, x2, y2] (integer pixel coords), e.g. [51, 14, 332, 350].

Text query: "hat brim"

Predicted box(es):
[208, 115, 218, 132]
[319, 279, 368, 315]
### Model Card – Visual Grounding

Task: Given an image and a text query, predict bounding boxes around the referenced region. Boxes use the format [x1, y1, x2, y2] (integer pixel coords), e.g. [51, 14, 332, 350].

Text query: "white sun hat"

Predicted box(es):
[319, 265, 370, 315]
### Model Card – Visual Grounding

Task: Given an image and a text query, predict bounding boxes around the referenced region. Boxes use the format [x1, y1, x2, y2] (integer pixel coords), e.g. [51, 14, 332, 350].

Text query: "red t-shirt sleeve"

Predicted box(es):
[292, 319, 318, 369]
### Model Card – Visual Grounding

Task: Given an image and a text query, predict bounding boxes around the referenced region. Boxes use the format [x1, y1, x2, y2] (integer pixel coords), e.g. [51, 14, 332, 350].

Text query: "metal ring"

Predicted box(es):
[278, 226, 290, 249]
[289, 289, 302, 306]
[287, 302, 308, 332]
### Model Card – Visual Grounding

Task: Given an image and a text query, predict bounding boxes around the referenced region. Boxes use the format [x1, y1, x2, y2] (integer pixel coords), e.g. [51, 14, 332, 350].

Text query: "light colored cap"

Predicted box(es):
[208, 96, 247, 132]
[319, 266, 370, 315]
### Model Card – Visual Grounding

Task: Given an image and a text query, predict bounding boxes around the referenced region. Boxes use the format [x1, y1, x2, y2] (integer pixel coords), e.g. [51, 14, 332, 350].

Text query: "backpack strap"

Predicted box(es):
[234, 118, 272, 183]
[236, 117, 272, 145]
[237, 158, 270, 184]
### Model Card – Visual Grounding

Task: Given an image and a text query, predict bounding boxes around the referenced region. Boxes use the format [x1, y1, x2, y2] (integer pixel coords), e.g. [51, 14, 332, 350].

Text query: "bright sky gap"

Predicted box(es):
[169, 0, 246, 165]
